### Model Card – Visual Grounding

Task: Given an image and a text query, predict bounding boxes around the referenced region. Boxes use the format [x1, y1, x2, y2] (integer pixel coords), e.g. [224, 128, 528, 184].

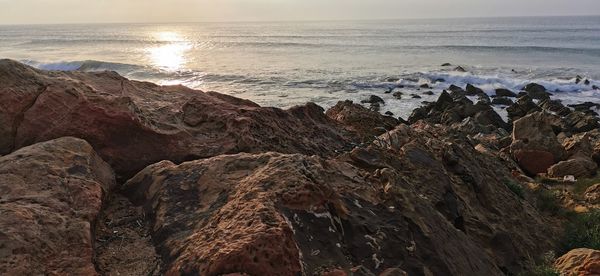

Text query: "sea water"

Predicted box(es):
[1, 16, 599, 119]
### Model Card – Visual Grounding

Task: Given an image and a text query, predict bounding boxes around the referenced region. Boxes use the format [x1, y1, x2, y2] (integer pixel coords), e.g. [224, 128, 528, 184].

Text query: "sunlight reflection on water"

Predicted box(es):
[147, 31, 191, 71]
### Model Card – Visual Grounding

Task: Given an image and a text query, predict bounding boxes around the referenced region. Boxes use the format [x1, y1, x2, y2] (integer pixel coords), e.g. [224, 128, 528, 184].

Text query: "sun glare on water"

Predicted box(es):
[147, 31, 192, 71]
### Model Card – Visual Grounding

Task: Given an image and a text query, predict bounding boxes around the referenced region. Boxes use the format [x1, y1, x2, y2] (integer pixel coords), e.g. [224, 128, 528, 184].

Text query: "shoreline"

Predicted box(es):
[1, 59, 599, 275]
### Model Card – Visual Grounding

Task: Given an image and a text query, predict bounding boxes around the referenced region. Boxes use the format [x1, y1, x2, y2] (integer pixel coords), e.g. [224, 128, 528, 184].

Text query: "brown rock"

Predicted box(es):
[326, 100, 399, 142]
[548, 158, 598, 178]
[0, 137, 115, 275]
[554, 248, 600, 276]
[510, 112, 567, 175]
[584, 183, 600, 204]
[513, 149, 557, 176]
[0, 59, 357, 180]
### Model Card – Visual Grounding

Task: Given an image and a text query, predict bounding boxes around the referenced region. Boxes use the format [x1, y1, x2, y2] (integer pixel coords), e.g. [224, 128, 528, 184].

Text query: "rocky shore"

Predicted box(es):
[1, 59, 599, 275]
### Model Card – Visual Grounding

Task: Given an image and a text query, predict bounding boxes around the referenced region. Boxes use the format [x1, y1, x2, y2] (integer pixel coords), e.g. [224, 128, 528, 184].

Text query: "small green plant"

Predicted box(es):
[534, 189, 562, 216]
[519, 252, 559, 276]
[560, 209, 600, 254]
[504, 178, 525, 199]
[572, 176, 600, 195]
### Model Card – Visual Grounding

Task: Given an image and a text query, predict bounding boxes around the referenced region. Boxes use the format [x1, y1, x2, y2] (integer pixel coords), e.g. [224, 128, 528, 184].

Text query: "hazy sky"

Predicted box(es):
[1, 0, 599, 24]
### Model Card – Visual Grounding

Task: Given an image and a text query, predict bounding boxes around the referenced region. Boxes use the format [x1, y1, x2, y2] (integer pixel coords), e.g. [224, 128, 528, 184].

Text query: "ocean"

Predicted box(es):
[1, 16, 599, 119]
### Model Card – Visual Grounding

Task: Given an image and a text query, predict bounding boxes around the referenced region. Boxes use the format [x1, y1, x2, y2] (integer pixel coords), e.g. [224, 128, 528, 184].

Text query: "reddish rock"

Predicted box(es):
[513, 150, 557, 176]
[554, 248, 600, 276]
[0, 137, 115, 275]
[0, 59, 358, 179]
[510, 112, 567, 175]
[326, 100, 400, 142]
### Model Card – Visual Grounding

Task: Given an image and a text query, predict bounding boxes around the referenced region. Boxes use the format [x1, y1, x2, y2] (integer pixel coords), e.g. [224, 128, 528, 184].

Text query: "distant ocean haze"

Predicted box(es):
[1, 16, 600, 119]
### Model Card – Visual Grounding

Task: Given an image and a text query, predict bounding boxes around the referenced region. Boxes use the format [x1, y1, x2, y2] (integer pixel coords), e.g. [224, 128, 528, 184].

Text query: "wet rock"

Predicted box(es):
[506, 95, 542, 123]
[434, 78, 446, 83]
[419, 83, 431, 89]
[392, 91, 403, 99]
[491, 97, 514, 106]
[584, 79, 591, 85]
[477, 93, 491, 104]
[466, 84, 485, 96]
[576, 75, 583, 84]
[386, 77, 400, 82]
[441, 63, 452, 66]
[593, 85, 599, 90]
[510, 112, 567, 175]
[454, 66, 466, 72]
[327, 100, 399, 142]
[411, 94, 422, 99]
[539, 99, 572, 117]
[385, 111, 394, 116]
[564, 112, 600, 133]
[0, 137, 115, 275]
[522, 83, 550, 100]
[0, 59, 358, 180]
[448, 84, 464, 94]
[554, 248, 600, 276]
[495, 88, 517, 98]
[361, 95, 385, 105]
[568, 102, 600, 112]
[423, 91, 434, 95]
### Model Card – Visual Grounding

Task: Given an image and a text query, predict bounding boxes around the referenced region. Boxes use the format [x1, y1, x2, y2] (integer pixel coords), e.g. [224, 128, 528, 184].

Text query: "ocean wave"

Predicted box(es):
[23, 59, 147, 72]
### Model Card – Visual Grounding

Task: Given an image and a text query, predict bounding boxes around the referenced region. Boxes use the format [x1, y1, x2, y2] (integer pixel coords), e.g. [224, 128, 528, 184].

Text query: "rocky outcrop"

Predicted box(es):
[584, 184, 600, 204]
[554, 248, 600, 276]
[326, 100, 399, 142]
[506, 95, 541, 123]
[510, 112, 566, 175]
[0, 59, 357, 179]
[0, 137, 115, 275]
[408, 91, 509, 132]
[523, 83, 550, 100]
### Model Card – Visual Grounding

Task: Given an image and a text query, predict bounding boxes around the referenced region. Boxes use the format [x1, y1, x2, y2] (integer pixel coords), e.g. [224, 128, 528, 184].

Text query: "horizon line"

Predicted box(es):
[1, 14, 600, 27]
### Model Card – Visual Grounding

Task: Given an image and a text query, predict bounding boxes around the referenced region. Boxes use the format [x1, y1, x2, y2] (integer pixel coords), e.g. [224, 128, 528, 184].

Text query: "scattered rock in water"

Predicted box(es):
[384, 87, 394, 94]
[441, 63, 452, 66]
[420, 83, 431, 89]
[385, 111, 394, 116]
[386, 77, 400, 82]
[393, 91, 403, 99]
[575, 75, 583, 84]
[361, 95, 385, 105]
[466, 84, 485, 96]
[454, 66, 466, 72]
[448, 84, 465, 94]
[593, 85, 599, 90]
[433, 78, 446, 83]
[491, 97, 514, 106]
[495, 88, 517, 98]
[411, 94, 422, 99]
[523, 83, 550, 100]
[568, 102, 600, 112]
[423, 91, 434, 95]
[584, 79, 590, 85]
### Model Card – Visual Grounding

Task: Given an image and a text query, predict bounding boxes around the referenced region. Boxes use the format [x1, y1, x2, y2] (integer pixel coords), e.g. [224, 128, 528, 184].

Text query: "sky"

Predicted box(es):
[1, 0, 599, 24]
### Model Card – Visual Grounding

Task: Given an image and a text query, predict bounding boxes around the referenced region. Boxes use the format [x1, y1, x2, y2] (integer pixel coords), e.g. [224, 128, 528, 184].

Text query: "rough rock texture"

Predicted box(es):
[122, 122, 558, 276]
[506, 95, 541, 123]
[548, 158, 598, 178]
[0, 137, 115, 275]
[326, 100, 400, 142]
[584, 184, 600, 204]
[554, 248, 600, 276]
[408, 91, 509, 131]
[0, 59, 357, 179]
[510, 112, 567, 175]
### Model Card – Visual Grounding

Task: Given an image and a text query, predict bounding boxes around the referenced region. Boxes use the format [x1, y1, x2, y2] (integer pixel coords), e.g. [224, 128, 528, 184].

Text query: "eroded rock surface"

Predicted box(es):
[0, 59, 357, 180]
[554, 248, 600, 276]
[0, 137, 115, 275]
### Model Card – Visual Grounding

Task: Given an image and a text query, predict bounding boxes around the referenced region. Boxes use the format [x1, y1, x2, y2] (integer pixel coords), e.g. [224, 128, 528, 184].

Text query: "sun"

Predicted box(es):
[147, 31, 192, 71]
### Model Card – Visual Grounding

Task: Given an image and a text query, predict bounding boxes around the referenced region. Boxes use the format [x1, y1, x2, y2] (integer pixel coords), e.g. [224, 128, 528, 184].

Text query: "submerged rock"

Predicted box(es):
[0, 137, 115, 275]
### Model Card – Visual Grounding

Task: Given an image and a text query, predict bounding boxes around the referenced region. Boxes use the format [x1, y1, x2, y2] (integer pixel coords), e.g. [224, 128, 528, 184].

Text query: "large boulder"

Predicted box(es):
[510, 112, 567, 175]
[548, 158, 597, 178]
[554, 248, 600, 276]
[326, 100, 399, 142]
[0, 59, 358, 180]
[522, 83, 550, 100]
[0, 137, 115, 275]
